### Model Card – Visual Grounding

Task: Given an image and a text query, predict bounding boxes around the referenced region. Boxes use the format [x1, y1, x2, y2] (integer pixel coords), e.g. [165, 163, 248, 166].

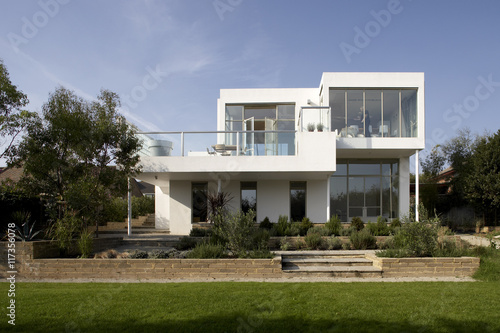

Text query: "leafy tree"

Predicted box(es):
[465, 130, 500, 224]
[0, 59, 36, 158]
[9, 87, 141, 237]
[420, 145, 446, 179]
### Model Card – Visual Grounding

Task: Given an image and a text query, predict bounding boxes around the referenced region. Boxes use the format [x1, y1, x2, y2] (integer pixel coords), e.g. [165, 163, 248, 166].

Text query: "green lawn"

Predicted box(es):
[2, 281, 500, 333]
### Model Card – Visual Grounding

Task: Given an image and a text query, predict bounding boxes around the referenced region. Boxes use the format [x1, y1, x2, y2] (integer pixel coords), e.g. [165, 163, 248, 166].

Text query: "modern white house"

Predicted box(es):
[136, 72, 425, 235]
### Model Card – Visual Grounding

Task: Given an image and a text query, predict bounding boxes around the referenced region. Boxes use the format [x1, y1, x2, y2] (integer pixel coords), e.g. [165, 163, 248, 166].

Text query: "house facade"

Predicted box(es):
[136, 72, 425, 235]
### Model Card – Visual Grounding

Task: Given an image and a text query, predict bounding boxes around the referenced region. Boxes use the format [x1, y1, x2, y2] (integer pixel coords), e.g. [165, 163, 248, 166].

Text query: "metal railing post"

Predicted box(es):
[180, 132, 184, 157]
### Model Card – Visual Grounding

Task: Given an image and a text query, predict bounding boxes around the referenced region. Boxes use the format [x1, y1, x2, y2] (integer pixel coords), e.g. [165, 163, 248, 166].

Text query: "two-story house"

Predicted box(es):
[136, 72, 425, 235]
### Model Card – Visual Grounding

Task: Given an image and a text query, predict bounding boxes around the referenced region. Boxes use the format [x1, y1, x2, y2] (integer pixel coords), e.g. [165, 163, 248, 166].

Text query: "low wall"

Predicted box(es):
[367, 254, 480, 278]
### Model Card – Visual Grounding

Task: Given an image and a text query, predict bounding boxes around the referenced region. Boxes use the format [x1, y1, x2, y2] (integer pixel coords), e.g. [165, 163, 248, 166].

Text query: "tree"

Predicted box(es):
[9, 87, 142, 236]
[420, 145, 446, 179]
[465, 130, 500, 225]
[0, 59, 36, 158]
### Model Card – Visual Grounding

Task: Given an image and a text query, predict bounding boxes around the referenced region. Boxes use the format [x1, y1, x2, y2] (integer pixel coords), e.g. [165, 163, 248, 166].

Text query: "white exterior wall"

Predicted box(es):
[399, 157, 410, 217]
[307, 179, 329, 223]
[169, 181, 191, 235]
[257, 180, 289, 223]
[155, 185, 170, 230]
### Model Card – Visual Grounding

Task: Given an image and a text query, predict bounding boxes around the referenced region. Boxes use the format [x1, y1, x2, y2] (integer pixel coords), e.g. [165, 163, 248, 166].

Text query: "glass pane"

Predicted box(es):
[330, 177, 347, 221]
[365, 177, 381, 207]
[349, 207, 363, 217]
[392, 176, 399, 218]
[192, 183, 207, 223]
[329, 89, 346, 135]
[365, 90, 381, 137]
[383, 90, 399, 137]
[401, 89, 417, 137]
[290, 181, 306, 221]
[245, 107, 276, 120]
[278, 132, 295, 156]
[349, 177, 364, 207]
[367, 208, 381, 217]
[382, 177, 392, 218]
[347, 90, 363, 137]
[277, 120, 294, 130]
[349, 162, 380, 175]
[278, 105, 295, 120]
[335, 162, 347, 176]
[241, 182, 257, 215]
[225, 121, 242, 131]
[226, 106, 243, 121]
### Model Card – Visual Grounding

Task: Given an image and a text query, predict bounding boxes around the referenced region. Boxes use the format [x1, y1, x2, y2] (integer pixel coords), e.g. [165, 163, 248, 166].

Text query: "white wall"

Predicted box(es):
[307, 179, 329, 223]
[155, 185, 170, 230]
[169, 180, 192, 235]
[257, 180, 289, 222]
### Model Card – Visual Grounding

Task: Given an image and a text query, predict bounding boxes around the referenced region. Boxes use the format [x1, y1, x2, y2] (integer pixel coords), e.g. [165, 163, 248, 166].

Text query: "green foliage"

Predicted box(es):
[366, 217, 390, 236]
[280, 236, 291, 251]
[340, 226, 355, 237]
[350, 229, 377, 250]
[128, 250, 148, 259]
[239, 249, 273, 259]
[49, 215, 81, 252]
[389, 218, 401, 229]
[259, 216, 273, 229]
[273, 215, 291, 236]
[304, 232, 323, 250]
[187, 242, 226, 259]
[206, 191, 233, 221]
[307, 123, 315, 131]
[350, 216, 364, 231]
[325, 215, 342, 236]
[149, 249, 169, 259]
[431, 238, 470, 257]
[212, 210, 257, 254]
[102, 197, 128, 222]
[12, 211, 42, 241]
[251, 228, 270, 250]
[299, 217, 313, 236]
[393, 220, 438, 257]
[175, 236, 198, 251]
[472, 247, 500, 281]
[77, 228, 94, 258]
[189, 228, 212, 237]
[132, 196, 154, 218]
[326, 236, 343, 250]
[288, 222, 301, 236]
[307, 226, 329, 236]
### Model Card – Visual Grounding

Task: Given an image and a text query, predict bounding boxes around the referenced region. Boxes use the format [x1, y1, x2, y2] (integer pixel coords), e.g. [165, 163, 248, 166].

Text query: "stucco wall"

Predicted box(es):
[257, 180, 289, 222]
[307, 179, 329, 222]
[169, 181, 191, 235]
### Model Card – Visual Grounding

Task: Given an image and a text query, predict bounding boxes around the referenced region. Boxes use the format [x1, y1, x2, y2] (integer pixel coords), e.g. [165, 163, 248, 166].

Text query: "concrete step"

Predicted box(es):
[120, 240, 179, 247]
[282, 257, 373, 267]
[98, 228, 170, 235]
[283, 265, 382, 278]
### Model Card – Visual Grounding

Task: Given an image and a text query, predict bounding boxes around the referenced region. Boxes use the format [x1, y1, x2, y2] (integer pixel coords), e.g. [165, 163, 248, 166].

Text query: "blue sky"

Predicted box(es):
[1, 0, 500, 167]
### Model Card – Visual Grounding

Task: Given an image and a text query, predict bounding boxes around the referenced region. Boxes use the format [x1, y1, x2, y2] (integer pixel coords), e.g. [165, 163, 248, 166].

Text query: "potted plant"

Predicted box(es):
[317, 123, 324, 132]
[307, 123, 315, 132]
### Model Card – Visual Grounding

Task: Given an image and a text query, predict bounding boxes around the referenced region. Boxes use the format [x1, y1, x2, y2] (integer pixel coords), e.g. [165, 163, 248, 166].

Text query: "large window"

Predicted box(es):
[290, 181, 306, 221]
[241, 182, 257, 216]
[192, 183, 208, 223]
[330, 160, 399, 221]
[330, 89, 417, 138]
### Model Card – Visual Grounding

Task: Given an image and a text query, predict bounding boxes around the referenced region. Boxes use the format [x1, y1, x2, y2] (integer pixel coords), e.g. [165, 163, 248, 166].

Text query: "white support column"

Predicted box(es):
[415, 150, 419, 222]
[127, 177, 132, 236]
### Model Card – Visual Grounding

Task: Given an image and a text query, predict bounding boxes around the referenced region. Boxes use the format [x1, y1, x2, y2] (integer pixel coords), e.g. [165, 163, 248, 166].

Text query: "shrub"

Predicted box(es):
[77, 228, 94, 258]
[342, 242, 351, 250]
[189, 228, 212, 237]
[393, 221, 438, 257]
[327, 236, 342, 250]
[304, 232, 323, 250]
[129, 250, 148, 259]
[377, 237, 395, 250]
[132, 195, 155, 218]
[240, 249, 273, 259]
[259, 217, 273, 230]
[299, 217, 313, 236]
[187, 242, 226, 259]
[102, 197, 127, 222]
[340, 226, 355, 237]
[149, 249, 169, 259]
[432, 238, 470, 257]
[280, 236, 291, 251]
[307, 226, 329, 236]
[49, 214, 81, 253]
[288, 222, 301, 236]
[350, 217, 364, 231]
[350, 229, 377, 250]
[366, 217, 390, 236]
[274, 215, 291, 236]
[325, 215, 342, 236]
[175, 236, 198, 251]
[252, 228, 270, 250]
[213, 210, 256, 254]
[376, 248, 409, 258]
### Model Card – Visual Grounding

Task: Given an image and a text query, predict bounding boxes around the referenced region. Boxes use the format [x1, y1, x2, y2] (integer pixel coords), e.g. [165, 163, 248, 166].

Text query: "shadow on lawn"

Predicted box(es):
[21, 315, 497, 333]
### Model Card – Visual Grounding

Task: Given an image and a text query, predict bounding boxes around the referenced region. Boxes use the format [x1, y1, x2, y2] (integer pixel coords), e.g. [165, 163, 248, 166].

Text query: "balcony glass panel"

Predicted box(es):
[365, 90, 381, 137]
[401, 89, 417, 137]
[330, 89, 346, 135]
[226, 105, 243, 121]
[383, 90, 399, 137]
[347, 90, 363, 137]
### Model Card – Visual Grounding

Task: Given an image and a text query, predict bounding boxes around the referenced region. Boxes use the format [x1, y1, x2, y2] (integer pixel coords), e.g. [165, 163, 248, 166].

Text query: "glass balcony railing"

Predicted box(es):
[136, 131, 296, 157]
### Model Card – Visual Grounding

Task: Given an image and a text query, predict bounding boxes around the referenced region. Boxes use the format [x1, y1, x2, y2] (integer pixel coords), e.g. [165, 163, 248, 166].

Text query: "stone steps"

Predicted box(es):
[281, 251, 382, 278]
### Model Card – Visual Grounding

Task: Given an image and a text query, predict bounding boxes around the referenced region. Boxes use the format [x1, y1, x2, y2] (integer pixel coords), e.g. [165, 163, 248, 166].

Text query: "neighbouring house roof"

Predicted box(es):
[0, 166, 24, 184]
[136, 180, 154, 195]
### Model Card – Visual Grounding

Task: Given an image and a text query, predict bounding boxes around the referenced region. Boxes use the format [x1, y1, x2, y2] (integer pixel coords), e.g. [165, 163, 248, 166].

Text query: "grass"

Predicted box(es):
[2, 281, 500, 332]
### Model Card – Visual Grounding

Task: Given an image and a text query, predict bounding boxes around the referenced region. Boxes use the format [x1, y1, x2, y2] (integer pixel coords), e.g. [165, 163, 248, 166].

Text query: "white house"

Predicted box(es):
[136, 72, 425, 235]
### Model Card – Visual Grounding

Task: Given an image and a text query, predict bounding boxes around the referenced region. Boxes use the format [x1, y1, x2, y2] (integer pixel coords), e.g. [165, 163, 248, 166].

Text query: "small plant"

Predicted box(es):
[316, 123, 324, 132]
[327, 236, 342, 250]
[377, 237, 395, 250]
[340, 226, 355, 237]
[129, 250, 149, 259]
[299, 217, 313, 236]
[77, 228, 94, 258]
[252, 228, 270, 250]
[288, 222, 301, 236]
[307, 226, 329, 236]
[175, 236, 198, 251]
[280, 236, 291, 251]
[350, 216, 364, 231]
[325, 215, 342, 236]
[307, 123, 315, 132]
[304, 232, 323, 250]
[366, 217, 390, 236]
[187, 242, 226, 259]
[274, 215, 291, 236]
[150, 249, 169, 259]
[350, 229, 377, 250]
[342, 242, 351, 250]
[189, 228, 212, 237]
[259, 217, 273, 230]
[13, 211, 43, 241]
[393, 220, 438, 257]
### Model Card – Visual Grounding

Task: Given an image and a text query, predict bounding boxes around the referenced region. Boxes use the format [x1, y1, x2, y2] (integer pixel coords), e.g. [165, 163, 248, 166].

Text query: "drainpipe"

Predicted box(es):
[128, 177, 132, 236]
[415, 150, 419, 222]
